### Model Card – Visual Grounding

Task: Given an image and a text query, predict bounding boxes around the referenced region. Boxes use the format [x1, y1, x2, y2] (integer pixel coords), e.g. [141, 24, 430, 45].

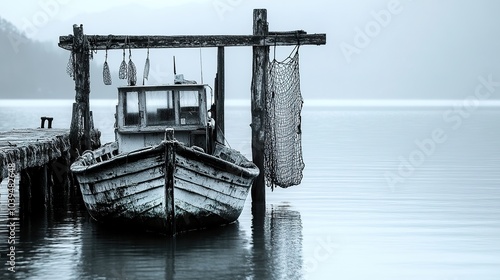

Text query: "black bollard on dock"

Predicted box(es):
[40, 117, 54, 129]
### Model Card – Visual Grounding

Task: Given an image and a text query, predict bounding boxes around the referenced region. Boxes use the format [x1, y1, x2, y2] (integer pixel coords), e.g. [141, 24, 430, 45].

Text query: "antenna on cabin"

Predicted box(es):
[199, 48, 204, 84]
[173, 56, 180, 84]
[173, 56, 177, 75]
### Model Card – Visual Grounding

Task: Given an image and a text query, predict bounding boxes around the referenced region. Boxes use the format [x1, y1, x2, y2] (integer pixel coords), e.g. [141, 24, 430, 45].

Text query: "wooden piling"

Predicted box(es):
[50, 151, 72, 199]
[69, 103, 79, 155]
[52, 152, 71, 184]
[251, 9, 269, 204]
[70, 24, 91, 155]
[29, 165, 49, 210]
[20, 169, 32, 214]
[215, 46, 225, 144]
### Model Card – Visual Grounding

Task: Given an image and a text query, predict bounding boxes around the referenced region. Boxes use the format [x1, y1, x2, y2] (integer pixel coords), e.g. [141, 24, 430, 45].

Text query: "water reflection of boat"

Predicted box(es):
[79, 221, 253, 279]
[71, 84, 259, 234]
[77, 204, 304, 279]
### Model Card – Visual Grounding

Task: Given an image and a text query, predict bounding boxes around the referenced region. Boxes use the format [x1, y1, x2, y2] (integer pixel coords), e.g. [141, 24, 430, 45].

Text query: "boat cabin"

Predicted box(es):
[115, 84, 210, 153]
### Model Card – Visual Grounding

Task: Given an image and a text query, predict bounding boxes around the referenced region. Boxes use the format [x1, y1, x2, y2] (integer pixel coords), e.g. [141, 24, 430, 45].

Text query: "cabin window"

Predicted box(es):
[124, 91, 140, 126]
[146, 90, 175, 126]
[179, 91, 200, 125]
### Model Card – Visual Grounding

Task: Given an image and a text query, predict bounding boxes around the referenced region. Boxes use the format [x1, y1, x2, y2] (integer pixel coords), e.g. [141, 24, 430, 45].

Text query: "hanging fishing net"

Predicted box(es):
[264, 47, 305, 190]
[66, 51, 75, 79]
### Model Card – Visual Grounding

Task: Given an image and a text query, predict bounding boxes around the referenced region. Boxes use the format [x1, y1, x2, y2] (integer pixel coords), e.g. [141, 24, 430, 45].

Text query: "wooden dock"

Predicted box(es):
[0, 128, 71, 211]
[0, 129, 71, 181]
[0, 127, 100, 211]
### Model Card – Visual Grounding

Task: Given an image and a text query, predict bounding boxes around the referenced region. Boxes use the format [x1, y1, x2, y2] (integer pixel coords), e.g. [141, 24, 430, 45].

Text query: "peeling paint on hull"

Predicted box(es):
[71, 142, 259, 234]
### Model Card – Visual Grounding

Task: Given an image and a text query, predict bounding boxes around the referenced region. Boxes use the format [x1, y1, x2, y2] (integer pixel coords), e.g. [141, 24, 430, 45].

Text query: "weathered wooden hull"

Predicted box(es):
[70, 141, 259, 234]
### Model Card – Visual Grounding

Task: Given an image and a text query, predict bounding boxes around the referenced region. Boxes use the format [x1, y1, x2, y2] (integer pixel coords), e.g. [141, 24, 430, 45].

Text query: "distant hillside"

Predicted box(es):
[0, 17, 112, 99]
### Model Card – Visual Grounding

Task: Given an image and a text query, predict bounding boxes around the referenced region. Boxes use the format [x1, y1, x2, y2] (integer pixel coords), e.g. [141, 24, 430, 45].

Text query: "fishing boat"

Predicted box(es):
[70, 81, 259, 234]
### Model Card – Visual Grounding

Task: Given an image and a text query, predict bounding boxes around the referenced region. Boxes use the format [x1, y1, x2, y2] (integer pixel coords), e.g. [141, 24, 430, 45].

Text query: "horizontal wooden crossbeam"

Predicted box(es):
[58, 32, 326, 51]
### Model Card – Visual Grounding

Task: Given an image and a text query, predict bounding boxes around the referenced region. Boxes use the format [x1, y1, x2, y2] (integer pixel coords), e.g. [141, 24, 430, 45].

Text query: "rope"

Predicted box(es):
[217, 125, 231, 149]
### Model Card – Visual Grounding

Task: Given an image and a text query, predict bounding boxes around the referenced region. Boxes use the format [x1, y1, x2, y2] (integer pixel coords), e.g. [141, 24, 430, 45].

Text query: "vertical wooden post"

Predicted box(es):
[165, 128, 176, 236]
[251, 9, 269, 204]
[42, 164, 50, 207]
[50, 152, 71, 202]
[69, 102, 79, 157]
[29, 166, 48, 210]
[216, 46, 225, 144]
[19, 169, 32, 215]
[70, 24, 91, 154]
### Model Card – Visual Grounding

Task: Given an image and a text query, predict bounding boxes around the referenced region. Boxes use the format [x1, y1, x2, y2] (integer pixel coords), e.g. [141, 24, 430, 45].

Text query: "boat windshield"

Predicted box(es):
[124, 91, 140, 126]
[119, 85, 206, 129]
[146, 90, 175, 126]
[179, 90, 200, 125]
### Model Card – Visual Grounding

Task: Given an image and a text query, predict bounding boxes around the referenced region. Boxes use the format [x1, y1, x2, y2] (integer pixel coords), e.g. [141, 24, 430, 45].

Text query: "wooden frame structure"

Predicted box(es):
[58, 9, 326, 204]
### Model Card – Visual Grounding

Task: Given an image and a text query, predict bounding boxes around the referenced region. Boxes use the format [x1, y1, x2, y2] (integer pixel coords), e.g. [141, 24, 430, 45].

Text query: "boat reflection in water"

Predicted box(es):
[78, 204, 303, 279]
[0, 176, 303, 279]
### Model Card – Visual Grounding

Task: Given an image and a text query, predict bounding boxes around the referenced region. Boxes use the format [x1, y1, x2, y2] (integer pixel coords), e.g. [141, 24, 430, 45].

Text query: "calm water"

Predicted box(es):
[1, 100, 500, 279]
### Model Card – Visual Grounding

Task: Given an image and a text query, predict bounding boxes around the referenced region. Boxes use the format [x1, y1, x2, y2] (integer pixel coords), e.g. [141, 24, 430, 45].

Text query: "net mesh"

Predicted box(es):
[103, 50, 112, 85]
[66, 52, 75, 79]
[103, 61, 111, 85]
[264, 47, 305, 190]
[119, 49, 127, 80]
[128, 57, 137, 86]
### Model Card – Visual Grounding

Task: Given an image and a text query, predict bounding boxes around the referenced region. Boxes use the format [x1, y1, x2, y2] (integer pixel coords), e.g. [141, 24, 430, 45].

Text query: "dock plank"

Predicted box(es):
[0, 129, 71, 180]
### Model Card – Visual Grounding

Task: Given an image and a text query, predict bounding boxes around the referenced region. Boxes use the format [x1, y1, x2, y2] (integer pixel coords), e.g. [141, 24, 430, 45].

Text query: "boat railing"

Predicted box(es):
[80, 142, 119, 166]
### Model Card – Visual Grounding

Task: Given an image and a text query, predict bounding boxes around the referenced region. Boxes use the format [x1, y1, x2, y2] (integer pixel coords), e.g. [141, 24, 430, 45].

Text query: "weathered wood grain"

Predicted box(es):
[251, 9, 268, 203]
[58, 33, 326, 50]
[71, 24, 92, 153]
[71, 140, 259, 233]
[165, 129, 176, 235]
[0, 129, 70, 179]
[215, 47, 225, 144]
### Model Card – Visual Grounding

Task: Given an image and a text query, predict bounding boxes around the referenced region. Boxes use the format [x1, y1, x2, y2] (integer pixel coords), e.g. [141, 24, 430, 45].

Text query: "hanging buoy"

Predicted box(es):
[128, 48, 137, 86]
[143, 47, 150, 85]
[103, 48, 112, 85]
[119, 48, 127, 80]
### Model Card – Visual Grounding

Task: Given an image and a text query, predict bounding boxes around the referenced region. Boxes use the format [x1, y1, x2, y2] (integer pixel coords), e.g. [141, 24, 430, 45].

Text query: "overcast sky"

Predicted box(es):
[2, 0, 500, 100]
